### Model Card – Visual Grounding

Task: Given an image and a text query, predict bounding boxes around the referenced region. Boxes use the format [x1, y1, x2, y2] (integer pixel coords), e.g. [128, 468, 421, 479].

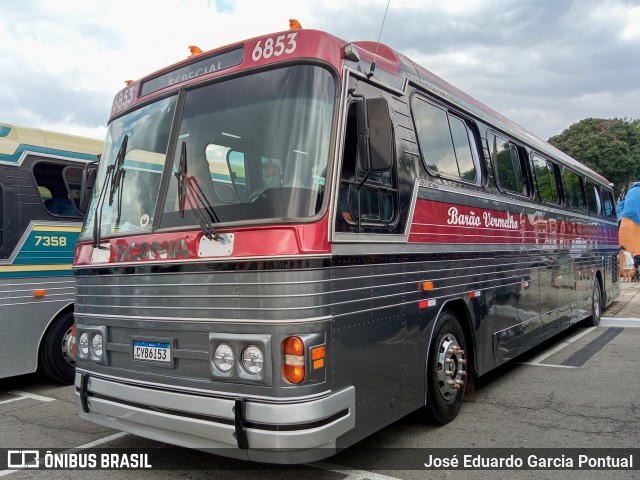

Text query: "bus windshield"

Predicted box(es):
[80, 64, 335, 240]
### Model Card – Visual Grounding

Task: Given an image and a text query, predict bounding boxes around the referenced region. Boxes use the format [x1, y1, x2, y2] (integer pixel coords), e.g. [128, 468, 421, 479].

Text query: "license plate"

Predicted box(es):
[133, 341, 171, 363]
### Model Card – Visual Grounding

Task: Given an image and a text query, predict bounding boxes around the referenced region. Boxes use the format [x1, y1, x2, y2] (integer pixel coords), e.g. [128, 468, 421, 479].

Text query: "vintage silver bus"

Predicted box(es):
[0, 123, 102, 383]
[73, 25, 619, 462]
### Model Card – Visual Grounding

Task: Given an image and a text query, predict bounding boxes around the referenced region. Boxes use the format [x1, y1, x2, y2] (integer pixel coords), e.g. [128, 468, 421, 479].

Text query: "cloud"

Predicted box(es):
[309, 0, 640, 138]
[1, 0, 638, 141]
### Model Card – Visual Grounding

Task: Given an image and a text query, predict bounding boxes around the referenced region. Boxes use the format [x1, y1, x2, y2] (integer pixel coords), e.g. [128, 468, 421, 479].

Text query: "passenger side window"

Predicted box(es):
[584, 180, 600, 216]
[601, 188, 616, 220]
[411, 96, 479, 183]
[488, 133, 527, 195]
[33, 161, 84, 217]
[533, 155, 559, 204]
[562, 168, 585, 211]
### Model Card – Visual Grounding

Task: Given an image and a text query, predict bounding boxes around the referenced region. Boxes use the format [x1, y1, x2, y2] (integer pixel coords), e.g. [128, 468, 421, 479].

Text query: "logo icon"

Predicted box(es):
[7, 450, 40, 468]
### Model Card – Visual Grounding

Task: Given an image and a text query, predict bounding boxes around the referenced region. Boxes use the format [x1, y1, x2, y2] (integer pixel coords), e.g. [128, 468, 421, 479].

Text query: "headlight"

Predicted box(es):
[213, 343, 234, 372]
[242, 345, 264, 374]
[79, 333, 89, 359]
[91, 333, 103, 358]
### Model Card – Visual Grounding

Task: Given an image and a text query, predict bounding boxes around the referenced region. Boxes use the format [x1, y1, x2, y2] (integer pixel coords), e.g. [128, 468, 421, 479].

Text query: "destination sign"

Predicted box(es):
[140, 46, 244, 96]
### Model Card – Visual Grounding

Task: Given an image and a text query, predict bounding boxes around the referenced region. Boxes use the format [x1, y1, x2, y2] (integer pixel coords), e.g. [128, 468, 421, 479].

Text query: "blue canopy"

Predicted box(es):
[617, 182, 640, 223]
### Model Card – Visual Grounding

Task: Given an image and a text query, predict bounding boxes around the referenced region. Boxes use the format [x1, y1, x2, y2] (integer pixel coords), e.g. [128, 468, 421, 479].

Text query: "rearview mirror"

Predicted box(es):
[79, 159, 99, 213]
[359, 97, 394, 173]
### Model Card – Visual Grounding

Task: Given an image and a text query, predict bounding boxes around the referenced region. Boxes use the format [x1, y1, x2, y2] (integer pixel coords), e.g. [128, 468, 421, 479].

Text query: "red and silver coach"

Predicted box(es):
[73, 23, 619, 462]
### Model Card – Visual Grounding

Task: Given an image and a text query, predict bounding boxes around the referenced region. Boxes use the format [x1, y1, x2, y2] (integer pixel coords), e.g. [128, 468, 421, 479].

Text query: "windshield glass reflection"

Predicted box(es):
[160, 65, 335, 228]
[80, 96, 177, 240]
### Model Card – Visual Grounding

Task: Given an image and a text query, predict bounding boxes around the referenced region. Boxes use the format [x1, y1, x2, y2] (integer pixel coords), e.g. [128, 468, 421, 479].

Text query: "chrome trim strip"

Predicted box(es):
[74, 312, 332, 325]
[74, 253, 332, 270]
[75, 369, 332, 403]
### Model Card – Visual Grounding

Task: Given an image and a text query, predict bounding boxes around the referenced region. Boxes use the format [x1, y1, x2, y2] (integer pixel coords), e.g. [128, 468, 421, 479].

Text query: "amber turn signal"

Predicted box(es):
[283, 336, 305, 384]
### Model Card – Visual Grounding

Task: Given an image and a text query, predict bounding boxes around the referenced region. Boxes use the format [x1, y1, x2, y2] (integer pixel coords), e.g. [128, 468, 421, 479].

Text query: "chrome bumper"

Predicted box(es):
[74, 372, 355, 463]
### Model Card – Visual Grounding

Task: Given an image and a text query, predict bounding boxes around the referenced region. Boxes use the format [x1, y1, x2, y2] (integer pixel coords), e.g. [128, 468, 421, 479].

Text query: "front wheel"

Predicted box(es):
[39, 311, 76, 384]
[425, 310, 468, 425]
[585, 279, 602, 327]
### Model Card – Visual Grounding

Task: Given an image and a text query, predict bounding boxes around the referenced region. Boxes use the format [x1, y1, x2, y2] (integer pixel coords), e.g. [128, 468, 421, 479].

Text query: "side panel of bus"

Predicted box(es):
[0, 155, 85, 381]
[329, 71, 618, 446]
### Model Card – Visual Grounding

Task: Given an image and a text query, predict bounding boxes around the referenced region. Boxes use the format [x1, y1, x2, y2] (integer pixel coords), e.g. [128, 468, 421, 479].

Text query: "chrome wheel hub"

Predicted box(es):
[436, 334, 467, 400]
[61, 326, 77, 366]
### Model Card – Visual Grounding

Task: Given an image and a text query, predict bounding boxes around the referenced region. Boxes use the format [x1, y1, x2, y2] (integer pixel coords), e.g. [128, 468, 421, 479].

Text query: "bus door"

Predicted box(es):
[331, 76, 425, 430]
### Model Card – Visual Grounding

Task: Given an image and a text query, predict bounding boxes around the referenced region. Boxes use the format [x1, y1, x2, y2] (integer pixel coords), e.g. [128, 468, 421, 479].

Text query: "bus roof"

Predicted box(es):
[108, 27, 610, 187]
[0, 123, 102, 165]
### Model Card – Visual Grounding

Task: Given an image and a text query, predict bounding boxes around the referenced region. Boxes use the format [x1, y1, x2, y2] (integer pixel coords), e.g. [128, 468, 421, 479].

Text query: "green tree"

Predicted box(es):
[548, 118, 640, 197]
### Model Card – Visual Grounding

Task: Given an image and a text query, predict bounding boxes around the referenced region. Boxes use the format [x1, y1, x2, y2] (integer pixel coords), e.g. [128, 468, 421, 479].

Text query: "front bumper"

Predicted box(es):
[74, 371, 355, 463]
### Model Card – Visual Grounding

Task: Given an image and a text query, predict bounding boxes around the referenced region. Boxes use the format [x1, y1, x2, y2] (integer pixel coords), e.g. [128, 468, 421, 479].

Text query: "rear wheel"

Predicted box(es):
[39, 311, 76, 384]
[425, 310, 468, 424]
[585, 279, 602, 327]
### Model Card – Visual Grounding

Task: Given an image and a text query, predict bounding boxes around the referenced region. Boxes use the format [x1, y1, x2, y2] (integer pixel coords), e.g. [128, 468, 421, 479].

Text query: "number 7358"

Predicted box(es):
[35, 235, 67, 247]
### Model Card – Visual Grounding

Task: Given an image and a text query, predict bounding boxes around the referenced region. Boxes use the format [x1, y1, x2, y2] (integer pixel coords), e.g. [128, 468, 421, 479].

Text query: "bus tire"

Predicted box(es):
[39, 311, 76, 384]
[425, 310, 467, 425]
[586, 278, 602, 327]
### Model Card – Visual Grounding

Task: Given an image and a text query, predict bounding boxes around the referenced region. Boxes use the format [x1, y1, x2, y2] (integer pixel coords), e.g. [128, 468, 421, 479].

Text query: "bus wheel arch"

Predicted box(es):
[38, 306, 76, 384]
[424, 300, 474, 425]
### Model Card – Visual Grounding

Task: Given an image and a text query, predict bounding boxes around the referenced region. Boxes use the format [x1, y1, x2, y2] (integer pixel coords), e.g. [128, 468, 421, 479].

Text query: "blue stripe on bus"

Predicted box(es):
[123, 159, 165, 172]
[0, 143, 97, 164]
[211, 172, 246, 184]
[0, 270, 74, 279]
[12, 231, 80, 265]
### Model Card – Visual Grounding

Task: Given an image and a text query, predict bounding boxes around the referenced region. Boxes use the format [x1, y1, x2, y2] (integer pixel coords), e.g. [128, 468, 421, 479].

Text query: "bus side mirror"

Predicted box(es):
[366, 97, 394, 172]
[79, 159, 99, 214]
[359, 97, 394, 173]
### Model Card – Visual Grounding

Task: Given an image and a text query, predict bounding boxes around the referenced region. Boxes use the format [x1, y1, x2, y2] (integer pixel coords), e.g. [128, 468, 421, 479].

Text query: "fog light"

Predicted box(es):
[79, 333, 89, 359]
[213, 343, 234, 372]
[242, 345, 264, 374]
[91, 333, 103, 358]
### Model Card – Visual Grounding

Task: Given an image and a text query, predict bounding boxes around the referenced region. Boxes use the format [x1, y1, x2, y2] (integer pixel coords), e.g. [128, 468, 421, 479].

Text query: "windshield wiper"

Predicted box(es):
[109, 135, 128, 205]
[92, 163, 114, 248]
[174, 141, 220, 240]
[175, 140, 188, 217]
[109, 135, 128, 229]
[91, 135, 128, 248]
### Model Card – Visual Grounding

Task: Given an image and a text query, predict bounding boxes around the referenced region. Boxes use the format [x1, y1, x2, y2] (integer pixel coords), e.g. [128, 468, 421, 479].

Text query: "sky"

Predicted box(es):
[1, 0, 639, 142]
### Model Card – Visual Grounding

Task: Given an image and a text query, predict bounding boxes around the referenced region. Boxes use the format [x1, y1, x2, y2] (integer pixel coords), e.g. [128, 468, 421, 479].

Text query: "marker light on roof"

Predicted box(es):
[188, 45, 203, 56]
[344, 43, 360, 62]
[124, 80, 134, 85]
[289, 19, 302, 30]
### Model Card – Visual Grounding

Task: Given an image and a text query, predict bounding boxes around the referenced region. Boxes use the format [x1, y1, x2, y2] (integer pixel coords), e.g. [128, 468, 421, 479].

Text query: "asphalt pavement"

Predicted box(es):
[602, 279, 640, 323]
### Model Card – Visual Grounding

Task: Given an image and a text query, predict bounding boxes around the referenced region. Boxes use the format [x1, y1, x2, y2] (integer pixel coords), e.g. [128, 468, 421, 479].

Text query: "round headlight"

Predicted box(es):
[242, 345, 264, 375]
[213, 343, 234, 372]
[79, 333, 89, 359]
[91, 333, 103, 358]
